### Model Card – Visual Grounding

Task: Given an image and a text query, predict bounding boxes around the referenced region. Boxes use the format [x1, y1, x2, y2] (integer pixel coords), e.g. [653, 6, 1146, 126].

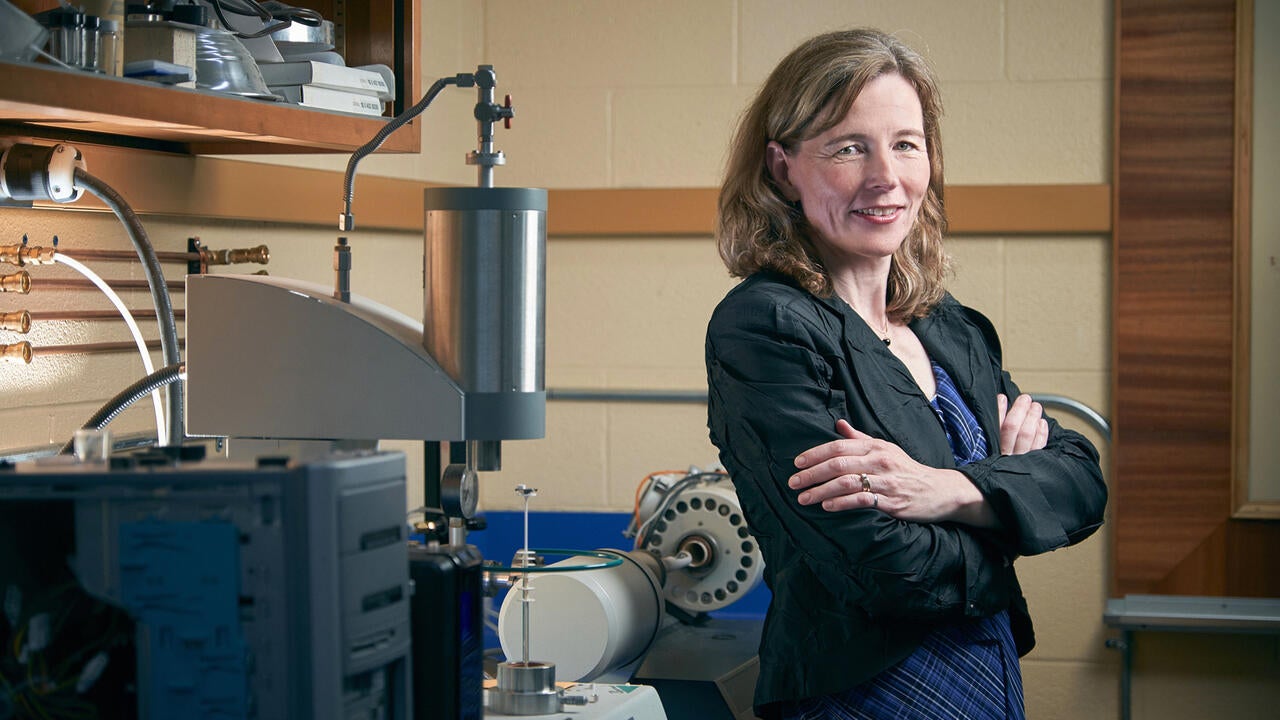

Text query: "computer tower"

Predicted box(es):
[0, 450, 412, 720]
[408, 542, 484, 720]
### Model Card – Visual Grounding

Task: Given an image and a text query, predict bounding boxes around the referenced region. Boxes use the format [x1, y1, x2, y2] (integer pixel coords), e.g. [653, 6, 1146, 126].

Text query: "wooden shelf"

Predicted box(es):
[0, 0, 419, 155]
[0, 61, 417, 154]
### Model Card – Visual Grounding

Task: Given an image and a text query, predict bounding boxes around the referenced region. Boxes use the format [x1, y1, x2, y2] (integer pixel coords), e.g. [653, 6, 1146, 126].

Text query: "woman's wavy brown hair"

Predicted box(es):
[717, 28, 950, 321]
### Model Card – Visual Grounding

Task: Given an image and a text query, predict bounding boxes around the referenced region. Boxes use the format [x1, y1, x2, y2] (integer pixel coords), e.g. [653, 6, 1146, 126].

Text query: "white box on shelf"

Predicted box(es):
[258, 60, 392, 101]
[273, 84, 385, 117]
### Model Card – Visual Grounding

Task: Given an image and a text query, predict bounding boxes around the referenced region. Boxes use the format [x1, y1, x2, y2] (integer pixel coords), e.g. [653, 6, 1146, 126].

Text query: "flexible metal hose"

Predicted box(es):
[72, 167, 184, 445]
[60, 363, 185, 454]
[341, 75, 463, 227]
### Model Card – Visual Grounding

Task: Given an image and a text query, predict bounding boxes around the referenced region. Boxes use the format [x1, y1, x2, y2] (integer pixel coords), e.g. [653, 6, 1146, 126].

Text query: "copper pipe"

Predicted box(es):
[28, 309, 186, 322]
[29, 339, 185, 357]
[32, 278, 185, 292]
[59, 245, 270, 266]
[59, 249, 200, 263]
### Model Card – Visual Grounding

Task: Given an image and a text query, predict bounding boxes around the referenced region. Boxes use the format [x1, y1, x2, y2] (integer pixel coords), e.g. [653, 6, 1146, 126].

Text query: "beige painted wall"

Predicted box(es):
[2, 1, 1276, 718]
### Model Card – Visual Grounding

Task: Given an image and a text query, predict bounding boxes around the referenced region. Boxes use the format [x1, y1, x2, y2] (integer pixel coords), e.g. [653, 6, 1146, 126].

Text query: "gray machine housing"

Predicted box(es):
[184, 186, 547, 444]
[184, 274, 542, 442]
[0, 450, 412, 720]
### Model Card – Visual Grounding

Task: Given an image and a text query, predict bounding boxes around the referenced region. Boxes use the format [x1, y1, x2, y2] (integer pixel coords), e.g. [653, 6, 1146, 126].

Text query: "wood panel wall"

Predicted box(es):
[1113, 0, 1280, 597]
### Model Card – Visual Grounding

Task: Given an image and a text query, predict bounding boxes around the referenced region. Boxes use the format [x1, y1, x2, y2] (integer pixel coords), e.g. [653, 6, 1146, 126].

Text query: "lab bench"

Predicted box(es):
[1103, 594, 1280, 720]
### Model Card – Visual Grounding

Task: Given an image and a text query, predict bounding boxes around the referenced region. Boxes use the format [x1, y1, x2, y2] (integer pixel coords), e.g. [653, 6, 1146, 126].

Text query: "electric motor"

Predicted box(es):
[633, 471, 764, 614]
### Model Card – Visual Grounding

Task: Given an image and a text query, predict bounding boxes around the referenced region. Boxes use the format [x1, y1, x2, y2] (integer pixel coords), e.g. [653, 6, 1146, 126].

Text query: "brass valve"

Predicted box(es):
[202, 245, 270, 266]
[1, 310, 31, 333]
[0, 270, 31, 293]
[0, 341, 32, 364]
[0, 244, 56, 267]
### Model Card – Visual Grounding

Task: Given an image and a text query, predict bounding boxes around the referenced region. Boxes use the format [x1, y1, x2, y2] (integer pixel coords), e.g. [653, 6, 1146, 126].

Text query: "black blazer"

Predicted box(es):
[705, 272, 1107, 714]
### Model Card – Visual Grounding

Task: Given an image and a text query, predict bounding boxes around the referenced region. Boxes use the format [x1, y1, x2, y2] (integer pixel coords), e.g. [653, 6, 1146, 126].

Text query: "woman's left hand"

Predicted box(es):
[790, 419, 997, 527]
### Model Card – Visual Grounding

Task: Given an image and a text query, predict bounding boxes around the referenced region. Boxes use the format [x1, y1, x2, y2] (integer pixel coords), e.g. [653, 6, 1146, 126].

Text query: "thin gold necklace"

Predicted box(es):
[876, 317, 892, 346]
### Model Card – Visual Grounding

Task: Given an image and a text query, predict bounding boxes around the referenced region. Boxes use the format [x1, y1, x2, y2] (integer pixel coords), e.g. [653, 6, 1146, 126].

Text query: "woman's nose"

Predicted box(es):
[864, 151, 899, 189]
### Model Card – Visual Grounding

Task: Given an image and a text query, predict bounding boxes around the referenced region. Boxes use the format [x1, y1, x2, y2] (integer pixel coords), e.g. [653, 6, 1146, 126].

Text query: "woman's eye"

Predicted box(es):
[895, 140, 922, 152]
[834, 145, 861, 157]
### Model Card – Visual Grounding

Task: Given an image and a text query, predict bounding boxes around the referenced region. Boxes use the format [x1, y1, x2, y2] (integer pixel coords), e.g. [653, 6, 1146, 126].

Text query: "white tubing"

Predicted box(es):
[53, 254, 168, 446]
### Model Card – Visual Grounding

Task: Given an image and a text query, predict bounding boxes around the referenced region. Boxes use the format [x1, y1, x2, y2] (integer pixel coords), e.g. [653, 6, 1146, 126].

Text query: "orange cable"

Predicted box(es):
[632, 470, 686, 530]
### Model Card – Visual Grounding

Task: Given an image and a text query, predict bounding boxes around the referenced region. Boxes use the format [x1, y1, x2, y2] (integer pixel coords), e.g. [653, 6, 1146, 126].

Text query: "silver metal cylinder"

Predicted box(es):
[423, 187, 546, 394]
[488, 661, 560, 715]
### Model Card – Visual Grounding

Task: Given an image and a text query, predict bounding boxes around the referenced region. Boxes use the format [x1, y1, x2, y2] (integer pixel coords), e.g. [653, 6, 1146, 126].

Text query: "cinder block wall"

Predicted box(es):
[4, 1, 1277, 718]
[465, 4, 1118, 718]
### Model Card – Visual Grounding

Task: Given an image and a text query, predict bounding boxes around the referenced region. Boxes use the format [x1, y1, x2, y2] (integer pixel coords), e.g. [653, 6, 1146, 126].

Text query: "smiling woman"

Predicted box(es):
[706, 28, 1107, 720]
[764, 74, 931, 286]
[764, 72, 932, 363]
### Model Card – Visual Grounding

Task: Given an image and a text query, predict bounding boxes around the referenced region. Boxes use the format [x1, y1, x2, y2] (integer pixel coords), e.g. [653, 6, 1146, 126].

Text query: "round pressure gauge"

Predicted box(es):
[441, 463, 479, 519]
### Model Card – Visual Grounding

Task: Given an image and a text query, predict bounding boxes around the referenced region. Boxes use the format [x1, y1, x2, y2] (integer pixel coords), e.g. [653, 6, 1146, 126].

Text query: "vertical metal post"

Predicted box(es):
[1120, 629, 1133, 720]
[1108, 630, 1133, 720]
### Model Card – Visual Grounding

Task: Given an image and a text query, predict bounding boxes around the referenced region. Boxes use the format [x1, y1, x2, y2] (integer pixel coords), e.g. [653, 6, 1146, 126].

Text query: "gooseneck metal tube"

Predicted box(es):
[60, 363, 185, 454]
[340, 74, 468, 230]
[73, 167, 184, 446]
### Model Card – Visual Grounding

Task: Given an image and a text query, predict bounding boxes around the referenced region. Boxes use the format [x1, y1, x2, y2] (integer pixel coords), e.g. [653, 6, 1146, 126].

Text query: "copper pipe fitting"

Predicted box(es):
[205, 245, 270, 266]
[1, 310, 31, 333]
[0, 341, 32, 364]
[0, 244, 56, 267]
[59, 245, 270, 266]
[1, 271, 31, 293]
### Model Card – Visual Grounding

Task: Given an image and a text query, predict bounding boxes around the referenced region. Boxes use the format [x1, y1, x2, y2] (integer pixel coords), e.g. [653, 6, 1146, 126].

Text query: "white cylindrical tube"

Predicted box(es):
[497, 550, 663, 682]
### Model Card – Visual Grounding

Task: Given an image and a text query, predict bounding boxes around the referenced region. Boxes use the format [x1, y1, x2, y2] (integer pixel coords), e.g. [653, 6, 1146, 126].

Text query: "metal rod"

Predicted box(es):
[32, 278, 185, 292]
[1031, 395, 1112, 440]
[547, 388, 1112, 440]
[549, 388, 708, 405]
[1121, 630, 1132, 720]
[522, 493, 531, 665]
[30, 310, 186, 321]
[30, 339, 184, 357]
[514, 484, 539, 665]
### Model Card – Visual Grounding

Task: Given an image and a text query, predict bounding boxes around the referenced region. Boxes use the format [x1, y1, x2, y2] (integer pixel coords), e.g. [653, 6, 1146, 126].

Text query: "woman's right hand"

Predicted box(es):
[791, 420, 998, 526]
[997, 393, 1048, 455]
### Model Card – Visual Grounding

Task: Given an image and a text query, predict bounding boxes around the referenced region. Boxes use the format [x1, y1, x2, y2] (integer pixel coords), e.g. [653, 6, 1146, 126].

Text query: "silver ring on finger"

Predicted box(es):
[859, 473, 871, 493]
[872, 492, 879, 509]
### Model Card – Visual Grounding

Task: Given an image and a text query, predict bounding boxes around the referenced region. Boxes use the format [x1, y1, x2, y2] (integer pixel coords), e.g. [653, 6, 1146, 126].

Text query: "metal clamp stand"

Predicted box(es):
[487, 485, 563, 715]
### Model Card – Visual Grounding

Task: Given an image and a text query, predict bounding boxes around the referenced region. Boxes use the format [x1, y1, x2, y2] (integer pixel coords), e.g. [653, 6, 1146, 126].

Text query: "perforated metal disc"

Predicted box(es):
[638, 482, 763, 613]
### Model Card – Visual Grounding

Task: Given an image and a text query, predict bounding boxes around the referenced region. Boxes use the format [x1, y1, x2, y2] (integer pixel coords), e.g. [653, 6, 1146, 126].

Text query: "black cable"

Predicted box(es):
[59, 363, 185, 454]
[72, 168, 184, 446]
[205, 0, 323, 39]
[341, 74, 466, 228]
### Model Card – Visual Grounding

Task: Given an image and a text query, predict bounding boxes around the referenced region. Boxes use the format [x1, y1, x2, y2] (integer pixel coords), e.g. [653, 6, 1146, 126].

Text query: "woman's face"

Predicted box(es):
[766, 73, 930, 273]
